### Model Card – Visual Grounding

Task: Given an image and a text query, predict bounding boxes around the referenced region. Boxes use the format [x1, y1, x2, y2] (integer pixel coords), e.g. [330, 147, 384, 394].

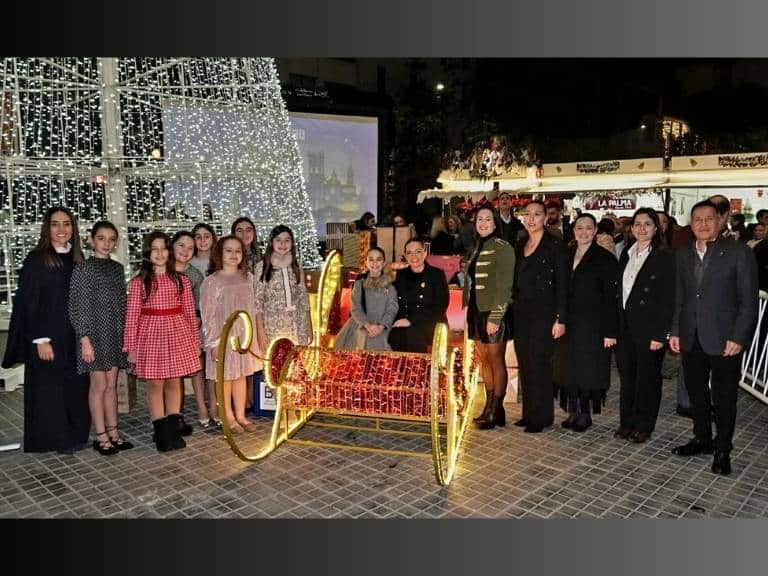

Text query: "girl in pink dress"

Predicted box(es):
[124, 232, 201, 452]
[201, 236, 262, 434]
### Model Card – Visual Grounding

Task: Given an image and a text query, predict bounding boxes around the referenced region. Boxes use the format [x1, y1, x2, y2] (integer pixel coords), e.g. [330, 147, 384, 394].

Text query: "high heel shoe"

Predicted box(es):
[105, 426, 134, 450]
[92, 431, 118, 456]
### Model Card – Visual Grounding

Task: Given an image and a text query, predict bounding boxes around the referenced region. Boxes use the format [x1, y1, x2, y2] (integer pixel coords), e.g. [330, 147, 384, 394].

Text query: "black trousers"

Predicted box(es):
[682, 336, 741, 453]
[514, 310, 555, 428]
[615, 328, 665, 434]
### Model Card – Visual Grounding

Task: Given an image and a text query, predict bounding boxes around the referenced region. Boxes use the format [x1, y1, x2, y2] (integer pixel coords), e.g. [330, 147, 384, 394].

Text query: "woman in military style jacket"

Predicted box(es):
[463, 207, 516, 430]
[388, 238, 449, 353]
[513, 200, 570, 433]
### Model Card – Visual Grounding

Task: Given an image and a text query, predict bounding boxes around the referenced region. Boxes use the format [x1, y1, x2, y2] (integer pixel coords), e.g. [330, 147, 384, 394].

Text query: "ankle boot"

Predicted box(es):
[477, 396, 504, 430]
[165, 414, 187, 450]
[153, 418, 173, 452]
[177, 414, 193, 437]
[473, 390, 493, 422]
[561, 397, 578, 429]
[572, 398, 592, 432]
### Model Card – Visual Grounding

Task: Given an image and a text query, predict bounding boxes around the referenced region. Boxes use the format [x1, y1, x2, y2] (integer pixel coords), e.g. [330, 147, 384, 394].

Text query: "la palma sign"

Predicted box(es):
[584, 197, 636, 210]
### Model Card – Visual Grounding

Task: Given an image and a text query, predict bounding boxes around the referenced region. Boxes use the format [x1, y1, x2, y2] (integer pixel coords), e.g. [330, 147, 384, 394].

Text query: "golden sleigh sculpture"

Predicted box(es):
[214, 250, 479, 486]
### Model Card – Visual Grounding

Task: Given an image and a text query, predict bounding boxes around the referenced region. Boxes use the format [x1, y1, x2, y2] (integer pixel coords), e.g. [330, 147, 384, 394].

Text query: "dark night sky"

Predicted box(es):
[381, 58, 768, 140]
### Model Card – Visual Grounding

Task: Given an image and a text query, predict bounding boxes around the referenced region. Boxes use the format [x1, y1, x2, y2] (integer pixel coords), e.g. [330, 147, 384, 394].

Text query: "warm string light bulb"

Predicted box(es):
[0, 57, 322, 310]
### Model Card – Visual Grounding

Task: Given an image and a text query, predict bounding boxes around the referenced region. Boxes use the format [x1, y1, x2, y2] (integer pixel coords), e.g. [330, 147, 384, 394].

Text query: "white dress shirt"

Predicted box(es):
[622, 242, 651, 308]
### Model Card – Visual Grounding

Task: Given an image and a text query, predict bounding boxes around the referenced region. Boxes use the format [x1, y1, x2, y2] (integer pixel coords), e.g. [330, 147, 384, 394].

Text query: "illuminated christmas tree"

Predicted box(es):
[0, 57, 322, 310]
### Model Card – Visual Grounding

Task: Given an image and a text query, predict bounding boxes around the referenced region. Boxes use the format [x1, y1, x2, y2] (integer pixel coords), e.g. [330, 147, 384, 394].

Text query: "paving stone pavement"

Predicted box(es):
[2, 367, 768, 518]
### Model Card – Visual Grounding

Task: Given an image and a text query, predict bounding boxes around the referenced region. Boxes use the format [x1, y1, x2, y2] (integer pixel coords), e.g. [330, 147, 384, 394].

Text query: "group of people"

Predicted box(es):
[342, 194, 758, 477]
[3, 194, 760, 478]
[465, 197, 758, 474]
[2, 208, 311, 455]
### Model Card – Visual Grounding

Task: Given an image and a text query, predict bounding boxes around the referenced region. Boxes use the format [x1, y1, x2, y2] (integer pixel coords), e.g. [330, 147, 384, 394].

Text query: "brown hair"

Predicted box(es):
[137, 231, 183, 303]
[208, 235, 250, 277]
[260, 225, 300, 283]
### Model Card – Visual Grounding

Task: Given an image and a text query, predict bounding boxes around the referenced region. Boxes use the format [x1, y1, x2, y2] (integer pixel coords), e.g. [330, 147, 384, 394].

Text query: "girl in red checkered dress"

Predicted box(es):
[124, 231, 201, 452]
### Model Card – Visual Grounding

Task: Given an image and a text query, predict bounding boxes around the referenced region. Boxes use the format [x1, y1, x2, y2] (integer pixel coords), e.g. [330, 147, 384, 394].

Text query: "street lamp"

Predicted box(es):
[436, 82, 445, 92]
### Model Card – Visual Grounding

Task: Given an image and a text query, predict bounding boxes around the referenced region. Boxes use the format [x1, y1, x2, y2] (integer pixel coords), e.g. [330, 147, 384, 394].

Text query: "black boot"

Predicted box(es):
[153, 418, 173, 452]
[572, 398, 592, 432]
[165, 414, 187, 450]
[175, 414, 193, 437]
[711, 451, 732, 476]
[561, 397, 578, 429]
[473, 389, 493, 422]
[477, 396, 505, 430]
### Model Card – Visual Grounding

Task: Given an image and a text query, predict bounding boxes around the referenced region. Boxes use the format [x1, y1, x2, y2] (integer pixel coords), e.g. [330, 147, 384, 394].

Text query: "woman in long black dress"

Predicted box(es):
[389, 238, 449, 353]
[513, 200, 570, 433]
[560, 213, 619, 432]
[2, 207, 90, 453]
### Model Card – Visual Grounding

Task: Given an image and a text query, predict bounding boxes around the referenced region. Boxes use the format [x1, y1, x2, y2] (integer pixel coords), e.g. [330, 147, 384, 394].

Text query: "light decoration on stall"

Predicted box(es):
[0, 57, 321, 311]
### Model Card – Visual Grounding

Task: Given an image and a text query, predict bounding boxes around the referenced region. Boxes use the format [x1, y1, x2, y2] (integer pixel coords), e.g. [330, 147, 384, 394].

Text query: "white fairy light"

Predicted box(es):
[0, 57, 322, 310]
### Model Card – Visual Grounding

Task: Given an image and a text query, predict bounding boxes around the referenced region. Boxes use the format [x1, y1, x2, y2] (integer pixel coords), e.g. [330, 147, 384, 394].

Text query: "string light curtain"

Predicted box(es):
[0, 57, 322, 311]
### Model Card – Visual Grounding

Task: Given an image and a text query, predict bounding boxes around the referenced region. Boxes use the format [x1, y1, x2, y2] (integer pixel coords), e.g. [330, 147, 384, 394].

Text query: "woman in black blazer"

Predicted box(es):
[561, 213, 619, 432]
[388, 238, 450, 353]
[615, 208, 676, 443]
[513, 200, 570, 433]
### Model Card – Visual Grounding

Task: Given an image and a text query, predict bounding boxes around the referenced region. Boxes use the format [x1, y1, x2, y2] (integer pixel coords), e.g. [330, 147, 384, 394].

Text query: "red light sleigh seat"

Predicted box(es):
[214, 251, 479, 486]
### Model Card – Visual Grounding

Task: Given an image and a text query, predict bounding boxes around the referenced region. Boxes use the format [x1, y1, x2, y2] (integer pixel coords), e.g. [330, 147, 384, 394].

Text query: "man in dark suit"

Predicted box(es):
[670, 200, 758, 476]
[497, 191, 524, 246]
[546, 200, 573, 243]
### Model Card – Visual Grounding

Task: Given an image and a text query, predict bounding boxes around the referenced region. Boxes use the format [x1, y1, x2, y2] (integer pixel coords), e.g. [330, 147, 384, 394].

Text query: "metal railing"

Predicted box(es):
[740, 290, 768, 405]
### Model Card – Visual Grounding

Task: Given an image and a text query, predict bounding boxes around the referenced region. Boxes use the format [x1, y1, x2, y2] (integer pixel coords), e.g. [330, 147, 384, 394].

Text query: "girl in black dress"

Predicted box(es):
[2, 207, 90, 453]
[69, 221, 133, 455]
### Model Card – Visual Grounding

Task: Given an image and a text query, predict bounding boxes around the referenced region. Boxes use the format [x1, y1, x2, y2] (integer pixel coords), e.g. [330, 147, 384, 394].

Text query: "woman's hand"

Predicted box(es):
[393, 318, 411, 328]
[649, 340, 664, 351]
[37, 342, 54, 362]
[552, 322, 566, 339]
[603, 337, 617, 349]
[127, 350, 136, 364]
[81, 336, 95, 363]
